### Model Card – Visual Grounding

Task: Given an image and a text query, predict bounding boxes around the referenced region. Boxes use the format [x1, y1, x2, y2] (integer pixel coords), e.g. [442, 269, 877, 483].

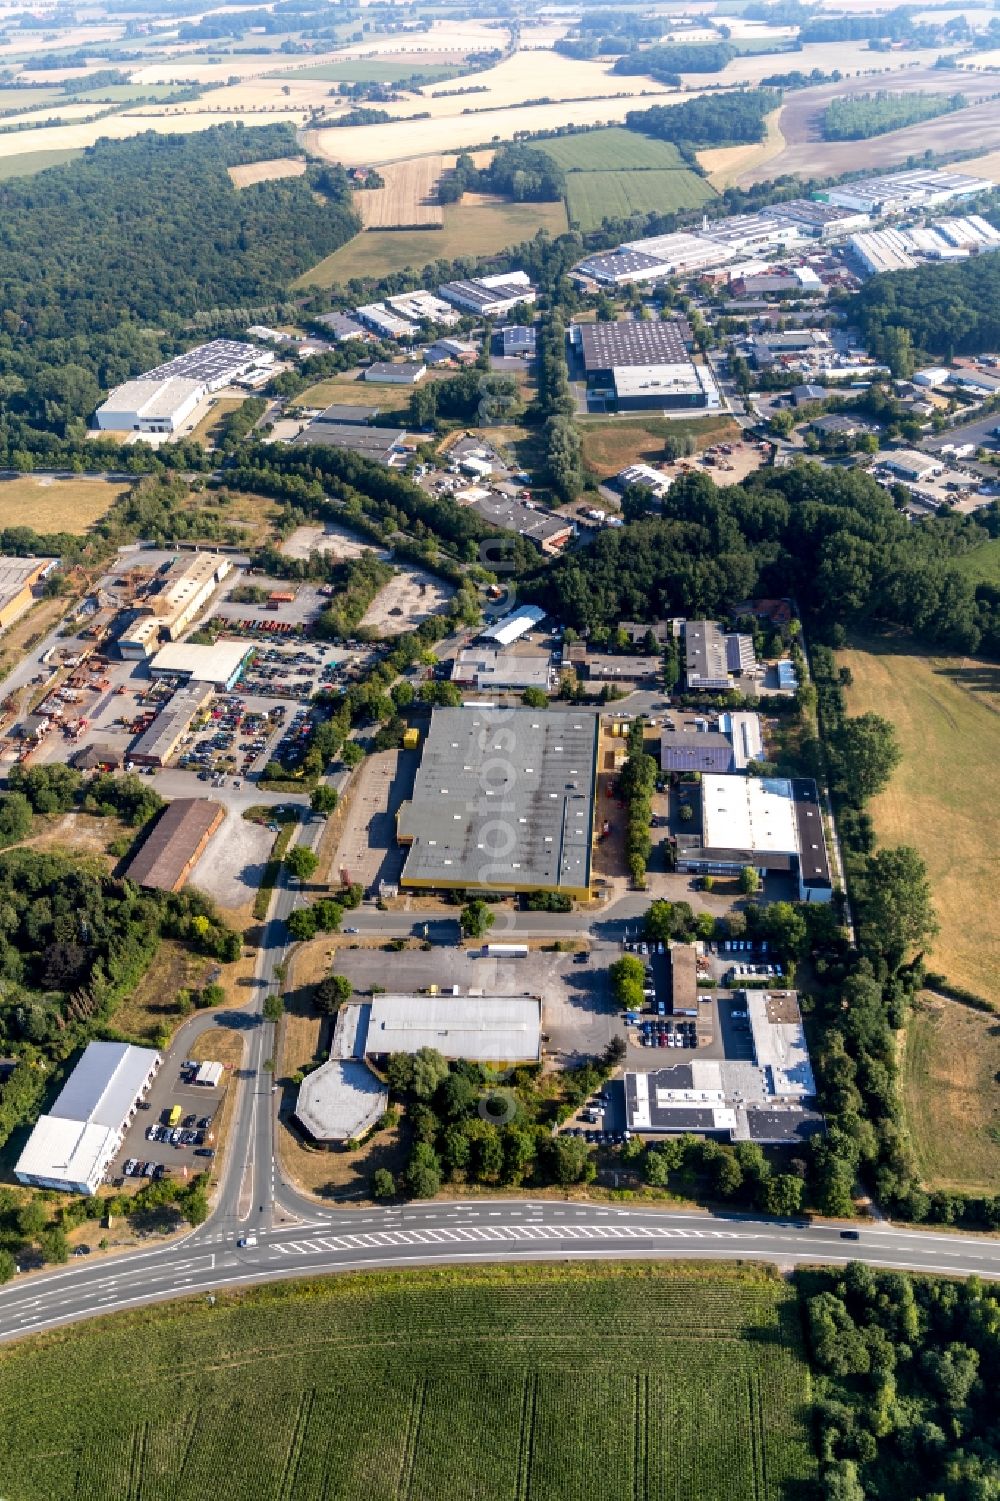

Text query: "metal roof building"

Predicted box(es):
[129, 683, 213, 766]
[124, 797, 224, 890]
[15, 1042, 160, 1194]
[365, 994, 541, 1063]
[481, 605, 547, 647]
[150, 639, 253, 690]
[397, 706, 598, 898]
[292, 418, 407, 463]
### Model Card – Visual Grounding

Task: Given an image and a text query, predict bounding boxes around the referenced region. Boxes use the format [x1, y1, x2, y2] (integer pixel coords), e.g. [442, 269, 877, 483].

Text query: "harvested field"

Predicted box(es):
[297, 372, 405, 408]
[358, 564, 455, 636]
[957, 147, 1000, 184]
[696, 38, 948, 89]
[903, 993, 1000, 1195]
[566, 166, 716, 230]
[699, 107, 785, 188]
[296, 197, 568, 285]
[840, 636, 1000, 1007]
[580, 413, 740, 478]
[304, 88, 681, 168]
[274, 58, 462, 83]
[227, 154, 306, 187]
[740, 66, 1000, 184]
[357, 154, 443, 228]
[331, 20, 505, 57]
[186, 396, 244, 446]
[0, 106, 306, 160]
[0, 474, 127, 533]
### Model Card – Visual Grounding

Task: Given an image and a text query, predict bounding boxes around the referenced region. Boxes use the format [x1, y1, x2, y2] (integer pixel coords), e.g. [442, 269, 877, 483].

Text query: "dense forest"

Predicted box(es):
[822, 90, 966, 141]
[614, 41, 737, 80]
[625, 90, 780, 148]
[529, 466, 1000, 655]
[0, 124, 358, 451]
[852, 252, 1000, 362]
[802, 1264, 1000, 1500]
[440, 142, 565, 204]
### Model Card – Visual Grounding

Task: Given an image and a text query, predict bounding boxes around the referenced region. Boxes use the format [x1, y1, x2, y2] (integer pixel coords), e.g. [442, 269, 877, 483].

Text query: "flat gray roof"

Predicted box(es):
[365, 994, 541, 1062]
[398, 706, 597, 894]
[292, 420, 405, 461]
[579, 319, 688, 371]
[295, 1060, 388, 1143]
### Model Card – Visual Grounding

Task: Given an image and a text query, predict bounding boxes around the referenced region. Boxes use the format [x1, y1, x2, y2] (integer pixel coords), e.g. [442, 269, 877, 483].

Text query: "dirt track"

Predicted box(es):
[740, 67, 1000, 185]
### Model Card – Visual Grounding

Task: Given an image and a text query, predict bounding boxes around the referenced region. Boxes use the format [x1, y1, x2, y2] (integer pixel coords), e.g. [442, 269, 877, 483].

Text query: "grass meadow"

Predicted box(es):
[565, 167, 716, 230]
[950, 536, 1000, 587]
[840, 636, 1000, 1007]
[903, 993, 1000, 1195]
[0, 1263, 816, 1501]
[535, 125, 688, 171]
[0, 475, 127, 533]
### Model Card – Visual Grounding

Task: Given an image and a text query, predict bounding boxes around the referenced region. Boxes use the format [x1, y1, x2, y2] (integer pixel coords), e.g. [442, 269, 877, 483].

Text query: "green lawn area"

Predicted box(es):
[0, 86, 61, 112]
[295, 198, 569, 287]
[566, 167, 716, 230]
[903, 993, 1000, 1196]
[66, 83, 191, 103]
[840, 634, 1000, 1006]
[0, 147, 82, 179]
[275, 59, 462, 83]
[950, 536, 1000, 587]
[536, 125, 687, 172]
[0, 1263, 816, 1500]
[580, 412, 739, 477]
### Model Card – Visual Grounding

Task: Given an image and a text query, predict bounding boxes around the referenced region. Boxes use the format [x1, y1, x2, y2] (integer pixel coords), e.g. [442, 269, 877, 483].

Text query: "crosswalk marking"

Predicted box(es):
[265, 1221, 753, 1259]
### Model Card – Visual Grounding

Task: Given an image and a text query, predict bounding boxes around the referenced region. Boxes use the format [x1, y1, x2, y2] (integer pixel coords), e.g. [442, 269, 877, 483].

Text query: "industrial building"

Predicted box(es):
[123, 797, 224, 889]
[425, 337, 478, 365]
[95, 341, 273, 432]
[397, 706, 598, 898]
[0, 557, 57, 633]
[150, 639, 253, 691]
[501, 325, 537, 358]
[362, 993, 541, 1064]
[292, 414, 407, 464]
[354, 302, 417, 340]
[585, 653, 661, 682]
[481, 604, 547, 647]
[824, 166, 989, 216]
[363, 361, 427, 385]
[572, 247, 672, 287]
[683, 620, 756, 691]
[770, 198, 871, 240]
[117, 553, 232, 659]
[128, 684, 212, 766]
[438, 271, 536, 316]
[314, 311, 367, 341]
[467, 492, 575, 554]
[294, 1060, 389, 1146]
[747, 329, 831, 369]
[622, 231, 736, 276]
[95, 377, 205, 434]
[675, 774, 833, 902]
[848, 227, 918, 276]
[386, 289, 459, 325]
[451, 647, 552, 692]
[700, 213, 802, 256]
[617, 464, 672, 499]
[574, 319, 718, 412]
[660, 711, 763, 774]
[15, 1041, 161, 1194]
[878, 449, 942, 482]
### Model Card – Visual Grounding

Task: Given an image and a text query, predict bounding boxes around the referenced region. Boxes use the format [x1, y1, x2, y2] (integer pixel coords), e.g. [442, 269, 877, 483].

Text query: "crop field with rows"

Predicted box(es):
[0, 1263, 815, 1500]
[565, 168, 717, 230]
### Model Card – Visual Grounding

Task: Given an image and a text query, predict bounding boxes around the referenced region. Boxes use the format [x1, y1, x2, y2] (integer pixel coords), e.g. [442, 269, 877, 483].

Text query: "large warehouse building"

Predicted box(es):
[363, 994, 541, 1065]
[124, 797, 224, 889]
[573, 320, 719, 413]
[150, 639, 253, 691]
[15, 1041, 161, 1194]
[96, 340, 273, 432]
[675, 774, 833, 902]
[397, 706, 598, 898]
[118, 552, 232, 659]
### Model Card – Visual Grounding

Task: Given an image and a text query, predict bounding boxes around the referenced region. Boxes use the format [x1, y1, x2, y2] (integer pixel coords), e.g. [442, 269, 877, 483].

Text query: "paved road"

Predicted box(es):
[3, 1197, 1000, 1342]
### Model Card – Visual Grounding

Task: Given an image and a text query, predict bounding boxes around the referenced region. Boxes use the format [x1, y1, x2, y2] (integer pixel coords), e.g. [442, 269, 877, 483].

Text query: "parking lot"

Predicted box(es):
[113, 1054, 227, 1187]
[327, 746, 418, 892]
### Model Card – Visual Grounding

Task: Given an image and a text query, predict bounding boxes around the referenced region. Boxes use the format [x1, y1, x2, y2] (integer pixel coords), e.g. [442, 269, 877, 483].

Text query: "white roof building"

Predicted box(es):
[15, 1041, 160, 1194]
[365, 994, 541, 1063]
[150, 639, 253, 689]
[295, 1060, 388, 1145]
[481, 604, 547, 647]
[95, 377, 204, 434]
[701, 773, 797, 856]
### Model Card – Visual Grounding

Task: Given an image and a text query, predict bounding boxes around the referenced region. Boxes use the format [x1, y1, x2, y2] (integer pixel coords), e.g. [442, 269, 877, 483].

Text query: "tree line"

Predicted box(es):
[625, 89, 781, 149]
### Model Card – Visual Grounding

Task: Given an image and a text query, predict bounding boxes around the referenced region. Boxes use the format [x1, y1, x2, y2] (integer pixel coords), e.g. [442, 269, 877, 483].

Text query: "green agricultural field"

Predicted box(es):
[566, 167, 717, 230]
[0, 1264, 816, 1501]
[275, 59, 462, 83]
[0, 147, 82, 179]
[65, 83, 191, 103]
[536, 125, 687, 172]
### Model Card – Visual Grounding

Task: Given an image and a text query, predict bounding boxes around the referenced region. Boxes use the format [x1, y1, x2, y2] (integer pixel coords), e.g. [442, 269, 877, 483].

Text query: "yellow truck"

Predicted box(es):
[167, 1104, 182, 1128]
